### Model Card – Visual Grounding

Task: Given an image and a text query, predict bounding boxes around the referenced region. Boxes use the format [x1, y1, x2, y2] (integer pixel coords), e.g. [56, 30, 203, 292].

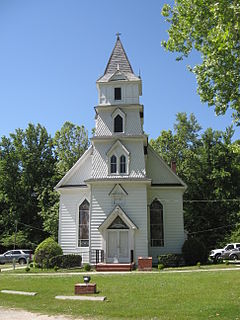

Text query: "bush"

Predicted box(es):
[84, 263, 91, 271]
[158, 263, 164, 270]
[25, 266, 30, 272]
[182, 238, 207, 266]
[158, 254, 185, 267]
[49, 254, 82, 269]
[34, 237, 62, 268]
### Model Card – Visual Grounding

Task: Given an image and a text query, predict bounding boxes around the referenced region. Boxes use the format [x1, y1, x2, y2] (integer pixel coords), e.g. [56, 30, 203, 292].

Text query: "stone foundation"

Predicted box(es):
[138, 257, 152, 271]
[75, 283, 96, 295]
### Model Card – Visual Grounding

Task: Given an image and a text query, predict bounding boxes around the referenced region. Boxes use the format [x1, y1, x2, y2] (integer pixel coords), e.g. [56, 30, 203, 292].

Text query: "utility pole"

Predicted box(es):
[14, 220, 18, 249]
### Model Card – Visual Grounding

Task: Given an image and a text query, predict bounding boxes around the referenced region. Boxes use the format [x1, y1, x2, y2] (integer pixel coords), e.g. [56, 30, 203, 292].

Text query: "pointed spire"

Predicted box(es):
[104, 34, 134, 75]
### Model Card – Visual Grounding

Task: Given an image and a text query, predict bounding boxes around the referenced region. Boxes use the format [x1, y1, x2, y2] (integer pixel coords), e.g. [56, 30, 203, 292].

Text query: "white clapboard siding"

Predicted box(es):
[98, 83, 139, 106]
[90, 183, 148, 264]
[59, 188, 91, 263]
[147, 188, 185, 264]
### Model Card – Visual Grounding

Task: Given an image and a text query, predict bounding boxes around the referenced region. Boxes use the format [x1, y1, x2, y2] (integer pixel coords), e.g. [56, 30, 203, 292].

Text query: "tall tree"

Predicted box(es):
[54, 121, 89, 177]
[0, 124, 56, 248]
[150, 113, 240, 250]
[161, 0, 240, 122]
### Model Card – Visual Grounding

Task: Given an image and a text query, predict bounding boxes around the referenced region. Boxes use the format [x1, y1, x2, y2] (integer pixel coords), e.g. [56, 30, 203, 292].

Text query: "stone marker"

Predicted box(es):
[55, 295, 106, 301]
[1, 290, 37, 296]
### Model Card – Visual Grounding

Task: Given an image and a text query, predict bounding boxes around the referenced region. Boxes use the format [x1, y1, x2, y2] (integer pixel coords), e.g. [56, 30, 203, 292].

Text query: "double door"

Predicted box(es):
[107, 230, 129, 263]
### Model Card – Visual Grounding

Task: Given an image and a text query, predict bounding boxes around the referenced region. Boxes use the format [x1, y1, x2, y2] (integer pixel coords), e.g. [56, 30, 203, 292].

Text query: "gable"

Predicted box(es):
[146, 145, 186, 187]
[106, 140, 130, 157]
[99, 205, 138, 232]
[55, 146, 92, 189]
[109, 70, 128, 81]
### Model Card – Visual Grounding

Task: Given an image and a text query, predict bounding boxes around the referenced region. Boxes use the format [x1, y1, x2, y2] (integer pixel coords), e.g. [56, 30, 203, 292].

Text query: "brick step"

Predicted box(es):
[96, 263, 135, 272]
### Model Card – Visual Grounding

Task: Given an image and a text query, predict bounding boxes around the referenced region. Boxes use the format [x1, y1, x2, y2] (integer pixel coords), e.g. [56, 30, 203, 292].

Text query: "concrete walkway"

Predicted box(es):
[1, 266, 240, 276]
[0, 307, 83, 320]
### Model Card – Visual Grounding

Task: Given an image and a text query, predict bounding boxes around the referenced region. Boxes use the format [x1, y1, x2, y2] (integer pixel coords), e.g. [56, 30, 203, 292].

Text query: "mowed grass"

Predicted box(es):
[0, 271, 240, 319]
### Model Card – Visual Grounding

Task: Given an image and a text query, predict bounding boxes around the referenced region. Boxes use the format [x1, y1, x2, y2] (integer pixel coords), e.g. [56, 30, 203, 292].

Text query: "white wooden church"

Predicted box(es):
[56, 35, 186, 267]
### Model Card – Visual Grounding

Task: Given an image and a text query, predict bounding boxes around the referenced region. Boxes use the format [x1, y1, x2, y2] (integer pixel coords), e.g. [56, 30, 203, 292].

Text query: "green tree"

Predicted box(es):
[0, 124, 56, 248]
[161, 0, 240, 122]
[54, 121, 89, 177]
[150, 113, 240, 251]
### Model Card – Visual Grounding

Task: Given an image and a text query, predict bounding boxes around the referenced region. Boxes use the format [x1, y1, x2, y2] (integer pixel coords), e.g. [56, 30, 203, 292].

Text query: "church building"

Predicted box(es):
[56, 35, 186, 267]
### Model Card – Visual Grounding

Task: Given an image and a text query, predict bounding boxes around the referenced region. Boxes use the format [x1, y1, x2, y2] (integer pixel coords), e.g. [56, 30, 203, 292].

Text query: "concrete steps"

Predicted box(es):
[95, 263, 135, 272]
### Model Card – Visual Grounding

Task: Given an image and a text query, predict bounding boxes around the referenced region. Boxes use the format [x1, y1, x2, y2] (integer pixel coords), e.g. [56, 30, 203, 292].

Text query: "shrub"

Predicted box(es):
[182, 238, 207, 266]
[84, 263, 91, 271]
[54, 265, 59, 272]
[158, 254, 185, 267]
[34, 237, 62, 268]
[49, 254, 82, 269]
[158, 263, 164, 270]
[25, 266, 30, 272]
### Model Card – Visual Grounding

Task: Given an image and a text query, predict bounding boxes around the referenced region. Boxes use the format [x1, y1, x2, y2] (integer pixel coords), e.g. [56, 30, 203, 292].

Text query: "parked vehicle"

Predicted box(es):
[209, 243, 240, 261]
[220, 248, 240, 260]
[0, 249, 33, 265]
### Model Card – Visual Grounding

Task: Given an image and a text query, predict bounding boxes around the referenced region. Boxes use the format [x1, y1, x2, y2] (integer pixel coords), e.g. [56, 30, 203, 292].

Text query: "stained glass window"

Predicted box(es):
[150, 200, 164, 247]
[78, 199, 89, 247]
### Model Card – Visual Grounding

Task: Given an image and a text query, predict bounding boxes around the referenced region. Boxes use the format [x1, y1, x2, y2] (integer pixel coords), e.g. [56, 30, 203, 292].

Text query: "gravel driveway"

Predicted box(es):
[0, 307, 85, 320]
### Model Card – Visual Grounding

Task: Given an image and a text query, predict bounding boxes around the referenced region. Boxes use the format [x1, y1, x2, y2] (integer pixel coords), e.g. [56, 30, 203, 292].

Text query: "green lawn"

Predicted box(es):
[0, 271, 240, 319]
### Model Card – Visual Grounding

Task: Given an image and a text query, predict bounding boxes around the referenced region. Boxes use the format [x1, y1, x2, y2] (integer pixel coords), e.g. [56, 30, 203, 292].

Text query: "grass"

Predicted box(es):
[0, 270, 240, 319]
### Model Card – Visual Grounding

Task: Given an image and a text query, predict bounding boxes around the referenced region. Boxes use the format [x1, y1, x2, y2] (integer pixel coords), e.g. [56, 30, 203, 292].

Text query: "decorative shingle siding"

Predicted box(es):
[92, 140, 146, 178]
[65, 152, 92, 185]
[146, 147, 183, 184]
[96, 107, 142, 136]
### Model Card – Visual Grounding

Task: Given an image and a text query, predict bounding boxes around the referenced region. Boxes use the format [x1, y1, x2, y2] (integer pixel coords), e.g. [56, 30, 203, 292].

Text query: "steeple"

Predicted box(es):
[104, 34, 134, 75]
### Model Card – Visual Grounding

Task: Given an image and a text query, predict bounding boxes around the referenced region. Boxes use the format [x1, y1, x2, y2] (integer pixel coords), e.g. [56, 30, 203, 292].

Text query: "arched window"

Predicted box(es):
[150, 200, 164, 247]
[114, 115, 123, 133]
[110, 155, 117, 173]
[78, 200, 89, 247]
[120, 155, 126, 174]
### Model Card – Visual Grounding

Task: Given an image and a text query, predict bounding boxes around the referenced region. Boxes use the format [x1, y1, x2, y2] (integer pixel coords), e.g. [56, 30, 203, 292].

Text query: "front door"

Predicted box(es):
[107, 230, 129, 263]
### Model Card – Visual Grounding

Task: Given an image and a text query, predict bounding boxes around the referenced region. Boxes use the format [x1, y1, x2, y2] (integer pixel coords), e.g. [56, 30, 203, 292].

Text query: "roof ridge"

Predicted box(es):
[104, 36, 134, 75]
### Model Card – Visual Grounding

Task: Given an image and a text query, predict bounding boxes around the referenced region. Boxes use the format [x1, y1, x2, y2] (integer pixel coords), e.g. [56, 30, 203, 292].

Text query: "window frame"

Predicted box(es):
[114, 114, 123, 133]
[78, 199, 90, 248]
[120, 155, 126, 174]
[110, 155, 117, 174]
[114, 87, 122, 101]
[150, 199, 164, 247]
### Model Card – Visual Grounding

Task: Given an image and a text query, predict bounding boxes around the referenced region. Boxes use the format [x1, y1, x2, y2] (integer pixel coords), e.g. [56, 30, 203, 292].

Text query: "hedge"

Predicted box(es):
[49, 254, 82, 269]
[158, 254, 185, 267]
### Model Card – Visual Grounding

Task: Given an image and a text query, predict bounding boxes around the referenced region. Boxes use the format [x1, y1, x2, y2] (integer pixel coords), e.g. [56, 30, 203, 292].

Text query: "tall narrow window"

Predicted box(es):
[114, 115, 123, 132]
[120, 155, 126, 173]
[150, 200, 164, 247]
[78, 200, 89, 247]
[110, 155, 117, 173]
[114, 87, 121, 100]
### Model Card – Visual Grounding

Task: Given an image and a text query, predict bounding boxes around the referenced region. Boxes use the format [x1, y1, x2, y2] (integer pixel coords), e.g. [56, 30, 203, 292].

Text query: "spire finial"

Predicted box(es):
[116, 32, 121, 39]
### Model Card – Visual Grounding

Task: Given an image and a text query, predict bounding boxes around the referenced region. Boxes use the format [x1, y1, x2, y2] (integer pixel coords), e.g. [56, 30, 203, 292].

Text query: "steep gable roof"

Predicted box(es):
[104, 36, 134, 75]
[55, 146, 92, 189]
[146, 145, 187, 188]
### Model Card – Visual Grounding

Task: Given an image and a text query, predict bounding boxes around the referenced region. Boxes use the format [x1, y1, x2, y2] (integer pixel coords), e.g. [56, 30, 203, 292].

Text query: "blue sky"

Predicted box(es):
[0, 0, 239, 141]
